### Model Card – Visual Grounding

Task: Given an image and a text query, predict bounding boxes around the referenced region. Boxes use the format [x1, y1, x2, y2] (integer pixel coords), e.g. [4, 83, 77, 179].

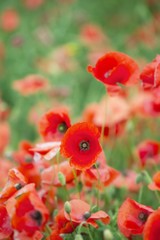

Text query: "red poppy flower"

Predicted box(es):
[39, 109, 71, 141]
[87, 51, 139, 94]
[12, 74, 48, 96]
[1, 9, 20, 32]
[140, 55, 160, 89]
[52, 199, 110, 236]
[6, 183, 49, 236]
[0, 168, 27, 203]
[135, 140, 160, 167]
[117, 198, 154, 238]
[143, 209, 160, 240]
[60, 122, 102, 170]
[80, 23, 105, 45]
[0, 204, 13, 239]
[148, 171, 160, 191]
[64, 199, 110, 228]
[83, 95, 130, 138]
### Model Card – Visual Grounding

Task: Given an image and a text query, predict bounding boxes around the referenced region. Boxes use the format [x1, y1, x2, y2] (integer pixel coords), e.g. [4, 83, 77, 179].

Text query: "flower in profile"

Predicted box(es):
[83, 95, 130, 138]
[39, 109, 71, 141]
[0, 204, 13, 239]
[87, 51, 139, 94]
[12, 74, 48, 96]
[143, 209, 160, 240]
[6, 183, 49, 236]
[135, 140, 160, 167]
[60, 122, 102, 170]
[117, 198, 154, 238]
[140, 55, 160, 89]
[80, 23, 105, 46]
[1, 9, 20, 32]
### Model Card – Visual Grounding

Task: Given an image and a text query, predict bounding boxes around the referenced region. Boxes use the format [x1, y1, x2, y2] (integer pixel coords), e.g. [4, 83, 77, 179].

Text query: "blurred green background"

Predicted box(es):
[0, 0, 160, 148]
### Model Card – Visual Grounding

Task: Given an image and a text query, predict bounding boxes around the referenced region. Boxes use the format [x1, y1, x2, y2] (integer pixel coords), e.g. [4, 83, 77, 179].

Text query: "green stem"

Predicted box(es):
[72, 168, 81, 198]
[138, 185, 143, 203]
[100, 93, 108, 146]
[56, 151, 60, 171]
[95, 164, 101, 208]
[87, 225, 94, 240]
[77, 221, 86, 234]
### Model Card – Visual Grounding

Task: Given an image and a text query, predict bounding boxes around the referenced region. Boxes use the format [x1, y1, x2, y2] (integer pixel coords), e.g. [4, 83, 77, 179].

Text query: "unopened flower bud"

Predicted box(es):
[74, 234, 84, 240]
[58, 171, 66, 186]
[64, 201, 71, 214]
[103, 229, 113, 240]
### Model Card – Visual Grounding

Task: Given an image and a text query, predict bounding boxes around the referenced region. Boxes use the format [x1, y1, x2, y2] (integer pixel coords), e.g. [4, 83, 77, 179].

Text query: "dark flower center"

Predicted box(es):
[14, 183, 23, 190]
[83, 211, 91, 220]
[58, 122, 68, 133]
[25, 156, 33, 163]
[30, 210, 42, 226]
[138, 212, 148, 222]
[79, 140, 90, 151]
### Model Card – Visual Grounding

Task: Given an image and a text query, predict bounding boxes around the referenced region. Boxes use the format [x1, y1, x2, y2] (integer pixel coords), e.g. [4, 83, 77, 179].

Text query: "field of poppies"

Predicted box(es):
[1, 0, 160, 239]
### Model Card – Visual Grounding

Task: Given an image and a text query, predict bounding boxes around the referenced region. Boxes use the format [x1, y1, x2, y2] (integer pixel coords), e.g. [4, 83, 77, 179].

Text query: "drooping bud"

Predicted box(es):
[64, 201, 71, 214]
[74, 234, 84, 240]
[58, 171, 66, 186]
[103, 229, 113, 240]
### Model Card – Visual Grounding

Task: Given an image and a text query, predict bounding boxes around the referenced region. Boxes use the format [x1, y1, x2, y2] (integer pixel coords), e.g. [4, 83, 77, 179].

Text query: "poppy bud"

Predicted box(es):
[103, 229, 113, 240]
[126, 120, 134, 132]
[64, 201, 71, 214]
[74, 234, 84, 240]
[58, 171, 66, 186]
